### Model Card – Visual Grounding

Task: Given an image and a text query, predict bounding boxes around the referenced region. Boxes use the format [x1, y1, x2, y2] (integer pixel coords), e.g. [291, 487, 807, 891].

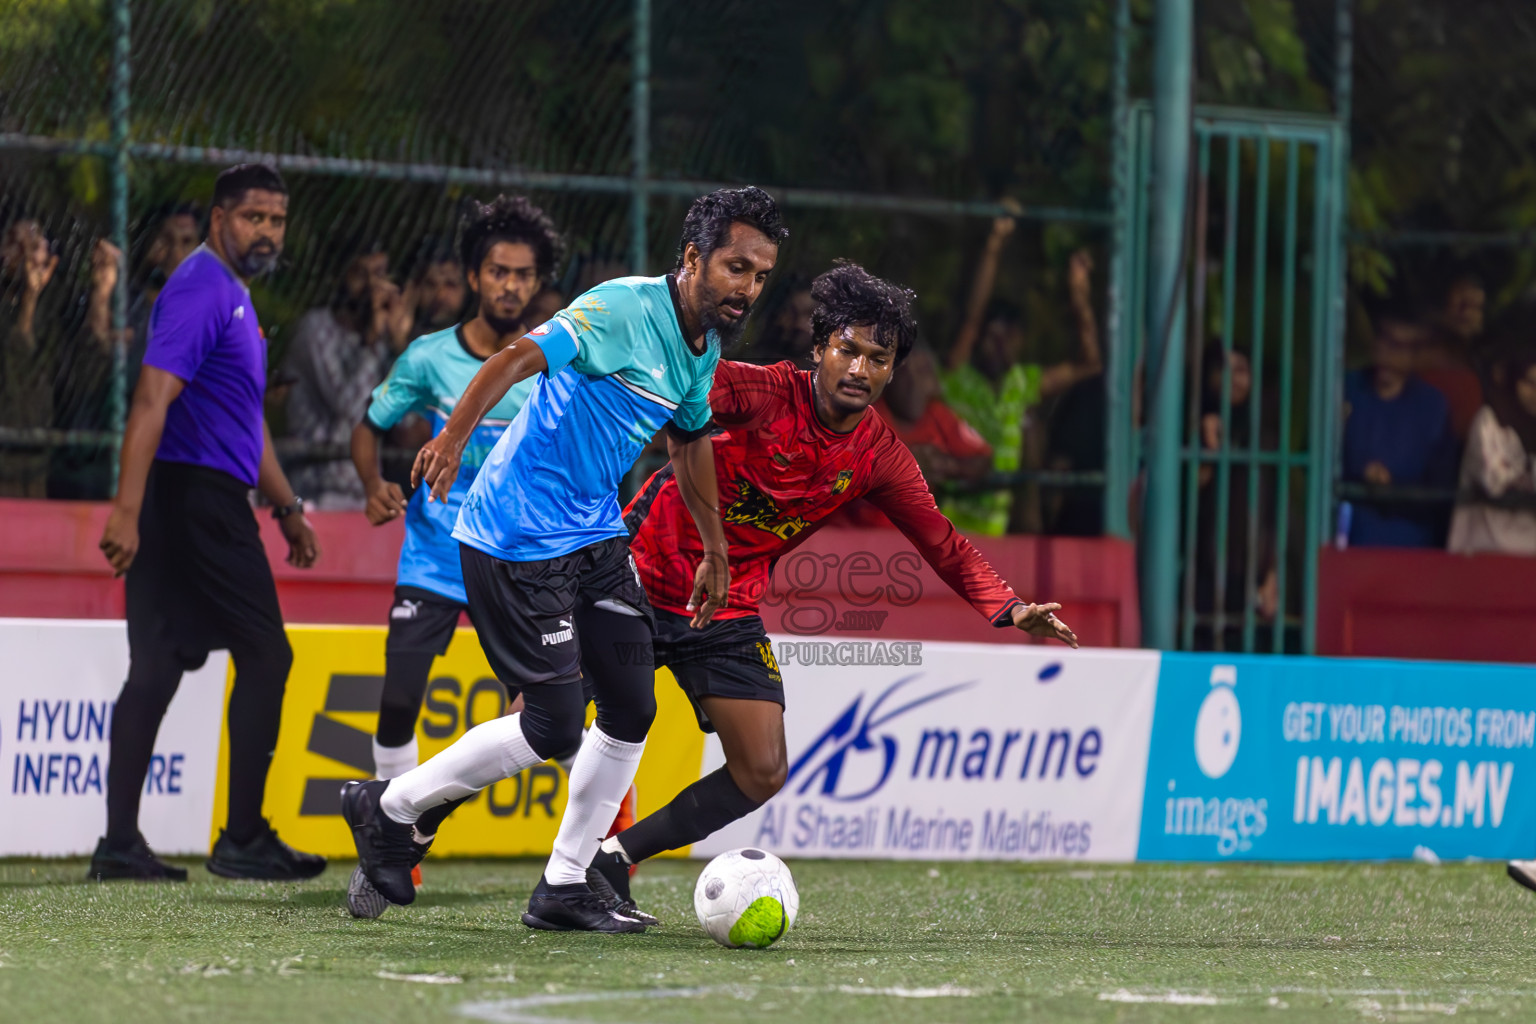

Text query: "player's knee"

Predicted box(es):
[528, 709, 585, 762]
[593, 689, 655, 745]
[732, 751, 787, 805]
[272, 636, 294, 679]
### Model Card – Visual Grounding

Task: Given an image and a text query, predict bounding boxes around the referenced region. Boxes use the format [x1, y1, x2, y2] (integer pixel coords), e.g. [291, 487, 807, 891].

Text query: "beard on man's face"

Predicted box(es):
[698, 292, 754, 346]
[481, 297, 525, 337]
[235, 239, 280, 279]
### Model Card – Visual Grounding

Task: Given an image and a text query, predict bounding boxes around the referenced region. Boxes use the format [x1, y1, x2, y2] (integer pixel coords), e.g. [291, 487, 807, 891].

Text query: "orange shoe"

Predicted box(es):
[411, 864, 423, 888]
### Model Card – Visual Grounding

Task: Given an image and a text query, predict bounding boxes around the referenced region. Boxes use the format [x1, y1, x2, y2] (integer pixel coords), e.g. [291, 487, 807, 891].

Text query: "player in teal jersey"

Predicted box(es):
[341, 187, 787, 932]
[342, 196, 564, 918]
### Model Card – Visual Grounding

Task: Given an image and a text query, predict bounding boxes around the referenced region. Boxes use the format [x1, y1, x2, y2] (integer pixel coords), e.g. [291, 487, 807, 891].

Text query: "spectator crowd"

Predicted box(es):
[4, 197, 1534, 573]
[1340, 276, 1536, 557]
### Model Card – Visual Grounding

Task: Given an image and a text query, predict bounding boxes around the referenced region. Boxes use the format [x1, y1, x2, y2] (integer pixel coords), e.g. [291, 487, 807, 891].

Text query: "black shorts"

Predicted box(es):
[385, 586, 468, 657]
[654, 609, 784, 733]
[125, 460, 286, 667]
[460, 537, 652, 691]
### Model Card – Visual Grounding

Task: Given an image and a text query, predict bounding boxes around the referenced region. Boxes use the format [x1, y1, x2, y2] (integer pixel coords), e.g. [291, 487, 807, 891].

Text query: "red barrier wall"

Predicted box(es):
[1317, 547, 1536, 664]
[0, 499, 1140, 647]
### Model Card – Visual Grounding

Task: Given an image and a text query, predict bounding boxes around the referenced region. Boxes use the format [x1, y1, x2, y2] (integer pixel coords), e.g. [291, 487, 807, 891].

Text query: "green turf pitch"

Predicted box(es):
[2, 858, 1533, 1023]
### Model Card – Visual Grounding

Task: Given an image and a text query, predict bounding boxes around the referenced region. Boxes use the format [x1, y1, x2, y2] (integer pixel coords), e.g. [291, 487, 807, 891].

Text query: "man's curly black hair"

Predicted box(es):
[674, 185, 788, 269]
[458, 194, 565, 283]
[810, 260, 918, 364]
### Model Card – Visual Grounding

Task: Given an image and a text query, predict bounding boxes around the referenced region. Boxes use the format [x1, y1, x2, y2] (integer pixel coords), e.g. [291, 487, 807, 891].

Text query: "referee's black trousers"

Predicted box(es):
[106, 461, 293, 848]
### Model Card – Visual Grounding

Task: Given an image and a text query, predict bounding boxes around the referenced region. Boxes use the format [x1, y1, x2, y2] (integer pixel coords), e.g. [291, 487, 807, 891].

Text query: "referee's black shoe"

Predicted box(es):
[206, 821, 327, 881]
[88, 833, 188, 882]
[340, 780, 419, 906]
[522, 875, 648, 933]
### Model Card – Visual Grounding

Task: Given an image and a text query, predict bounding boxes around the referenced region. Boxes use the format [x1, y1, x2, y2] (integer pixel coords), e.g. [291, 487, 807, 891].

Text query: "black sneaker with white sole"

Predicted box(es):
[88, 834, 188, 882]
[206, 822, 327, 880]
[522, 876, 648, 933]
[587, 864, 659, 927]
[340, 780, 419, 905]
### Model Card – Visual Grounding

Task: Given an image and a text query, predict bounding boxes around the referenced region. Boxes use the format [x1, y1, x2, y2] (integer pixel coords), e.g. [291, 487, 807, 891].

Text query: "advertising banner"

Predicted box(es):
[694, 641, 1162, 861]
[225, 625, 708, 859]
[1138, 653, 1536, 861]
[0, 619, 227, 857]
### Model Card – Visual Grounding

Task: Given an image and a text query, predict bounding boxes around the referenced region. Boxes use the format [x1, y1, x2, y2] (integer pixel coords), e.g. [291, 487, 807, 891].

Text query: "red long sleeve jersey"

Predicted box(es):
[624, 360, 1023, 626]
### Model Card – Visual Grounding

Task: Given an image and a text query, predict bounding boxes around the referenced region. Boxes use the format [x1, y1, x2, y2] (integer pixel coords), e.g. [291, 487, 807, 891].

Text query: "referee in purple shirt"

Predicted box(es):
[93, 164, 326, 881]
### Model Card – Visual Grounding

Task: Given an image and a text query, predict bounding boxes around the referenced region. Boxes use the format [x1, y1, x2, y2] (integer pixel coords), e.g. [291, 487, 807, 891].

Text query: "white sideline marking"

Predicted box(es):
[835, 985, 975, 998]
[378, 970, 463, 984]
[460, 983, 978, 1023]
[459, 987, 718, 1024]
[1099, 990, 1225, 1005]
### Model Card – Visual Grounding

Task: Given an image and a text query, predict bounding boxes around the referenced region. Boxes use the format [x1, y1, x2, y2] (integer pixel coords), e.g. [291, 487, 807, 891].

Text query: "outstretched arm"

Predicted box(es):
[411, 334, 548, 502]
[667, 429, 730, 628]
[867, 443, 1078, 647]
[948, 209, 1017, 373]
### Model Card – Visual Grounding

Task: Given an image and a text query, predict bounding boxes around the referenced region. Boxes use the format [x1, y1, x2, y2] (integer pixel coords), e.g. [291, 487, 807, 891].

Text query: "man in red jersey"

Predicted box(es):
[585, 261, 1077, 922]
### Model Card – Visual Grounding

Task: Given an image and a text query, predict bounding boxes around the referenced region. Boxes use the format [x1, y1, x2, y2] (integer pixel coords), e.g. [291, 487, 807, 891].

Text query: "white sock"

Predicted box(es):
[545, 726, 645, 885]
[600, 835, 632, 865]
[372, 736, 419, 781]
[380, 713, 541, 824]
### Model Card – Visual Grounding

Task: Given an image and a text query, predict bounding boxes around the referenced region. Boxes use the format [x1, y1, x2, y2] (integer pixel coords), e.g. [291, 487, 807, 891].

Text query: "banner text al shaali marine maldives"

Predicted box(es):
[694, 643, 1161, 862]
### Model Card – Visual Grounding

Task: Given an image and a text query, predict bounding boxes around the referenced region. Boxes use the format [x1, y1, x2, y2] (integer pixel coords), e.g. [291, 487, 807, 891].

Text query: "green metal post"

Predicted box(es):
[1306, 0, 1352, 654]
[629, 0, 651, 275]
[1178, 132, 1211, 653]
[1104, 0, 1133, 539]
[1273, 141, 1299, 653]
[1140, 0, 1193, 651]
[108, 0, 131, 491]
[1242, 141, 1270, 653]
[1211, 136, 1240, 647]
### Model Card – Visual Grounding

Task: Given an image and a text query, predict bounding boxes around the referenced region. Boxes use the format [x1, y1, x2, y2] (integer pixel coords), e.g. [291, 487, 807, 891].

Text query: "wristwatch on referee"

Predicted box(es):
[271, 496, 305, 521]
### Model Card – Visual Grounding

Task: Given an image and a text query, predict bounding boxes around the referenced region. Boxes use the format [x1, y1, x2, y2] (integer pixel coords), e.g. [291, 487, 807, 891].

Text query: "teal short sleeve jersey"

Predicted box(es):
[452, 275, 722, 562]
[363, 325, 537, 603]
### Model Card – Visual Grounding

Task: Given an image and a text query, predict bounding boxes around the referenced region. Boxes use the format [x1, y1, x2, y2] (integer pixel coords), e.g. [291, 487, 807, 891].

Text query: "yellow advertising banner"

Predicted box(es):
[210, 625, 707, 859]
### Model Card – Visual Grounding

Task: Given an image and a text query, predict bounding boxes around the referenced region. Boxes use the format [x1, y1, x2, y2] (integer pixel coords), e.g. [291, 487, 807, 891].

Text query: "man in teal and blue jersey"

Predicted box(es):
[342, 187, 787, 932]
[343, 195, 564, 918]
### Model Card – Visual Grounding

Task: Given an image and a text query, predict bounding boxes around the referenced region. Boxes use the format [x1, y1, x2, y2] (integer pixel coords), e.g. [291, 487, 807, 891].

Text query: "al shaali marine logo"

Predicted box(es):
[785, 675, 975, 802]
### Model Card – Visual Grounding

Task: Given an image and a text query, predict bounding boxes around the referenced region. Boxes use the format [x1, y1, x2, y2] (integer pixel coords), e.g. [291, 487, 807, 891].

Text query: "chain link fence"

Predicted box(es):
[0, 0, 1125, 511]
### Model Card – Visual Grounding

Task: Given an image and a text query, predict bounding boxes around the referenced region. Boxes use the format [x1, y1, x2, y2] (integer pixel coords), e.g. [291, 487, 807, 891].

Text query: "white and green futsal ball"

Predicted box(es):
[693, 848, 799, 948]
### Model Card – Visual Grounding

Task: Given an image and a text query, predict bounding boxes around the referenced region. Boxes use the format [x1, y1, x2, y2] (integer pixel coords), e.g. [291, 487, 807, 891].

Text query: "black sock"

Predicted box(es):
[616, 766, 764, 863]
[415, 794, 470, 836]
[377, 650, 435, 747]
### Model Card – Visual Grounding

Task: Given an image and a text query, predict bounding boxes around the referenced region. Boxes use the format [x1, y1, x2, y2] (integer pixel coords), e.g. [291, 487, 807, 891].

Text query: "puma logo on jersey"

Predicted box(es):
[542, 621, 574, 646]
[651, 363, 666, 379]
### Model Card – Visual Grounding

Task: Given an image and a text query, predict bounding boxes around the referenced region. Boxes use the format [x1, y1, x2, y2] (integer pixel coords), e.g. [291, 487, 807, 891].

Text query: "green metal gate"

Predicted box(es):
[1110, 104, 1346, 654]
